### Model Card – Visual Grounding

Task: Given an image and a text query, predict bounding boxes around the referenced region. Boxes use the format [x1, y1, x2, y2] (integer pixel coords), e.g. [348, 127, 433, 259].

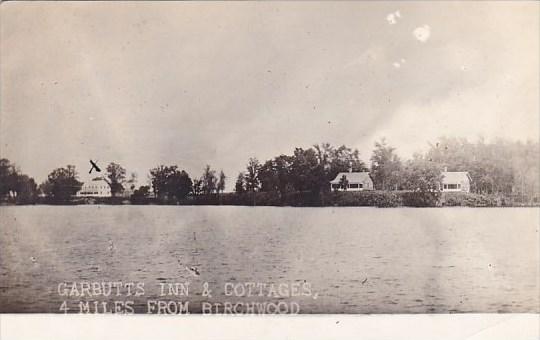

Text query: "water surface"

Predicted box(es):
[1, 206, 538, 313]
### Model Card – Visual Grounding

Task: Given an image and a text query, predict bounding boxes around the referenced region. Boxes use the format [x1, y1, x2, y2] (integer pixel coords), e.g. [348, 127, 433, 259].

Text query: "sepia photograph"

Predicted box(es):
[0, 0, 538, 329]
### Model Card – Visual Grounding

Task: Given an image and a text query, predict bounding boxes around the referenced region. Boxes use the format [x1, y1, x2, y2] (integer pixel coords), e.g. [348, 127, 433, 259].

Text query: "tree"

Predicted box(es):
[217, 170, 226, 194]
[235, 172, 245, 193]
[0, 159, 38, 204]
[38, 181, 52, 199]
[168, 170, 193, 200]
[511, 140, 540, 202]
[41, 165, 83, 203]
[149, 165, 192, 201]
[370, 138, 403, 190]
[244, 158, 261, 192]
[338, 174, 349, 191]
[259, 160, 276, 192]
[149, 165, 169, 199]
[126, 172, 137, 192]
[402, 155, 443, 193]
[106, 162, 126, 197]
[289, 148, 320, 193]
[131, 185, 150, 204]
[424, 136, 537, 196]
[201, 165, 217, 195]
[0, 158, 39, 203]
[0, 158, 18, 198]
[287, 144, 368, 195]
[313, 143, 368, 183]
[192, 179, 203, 196]
[399, 155, 443, 206]
[15, 174, 38, 204]
[258, 155, 293, 197]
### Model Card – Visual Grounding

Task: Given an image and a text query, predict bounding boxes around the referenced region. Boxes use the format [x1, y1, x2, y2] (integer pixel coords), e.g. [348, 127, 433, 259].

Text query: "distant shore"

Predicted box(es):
[3, 191, 538, 208]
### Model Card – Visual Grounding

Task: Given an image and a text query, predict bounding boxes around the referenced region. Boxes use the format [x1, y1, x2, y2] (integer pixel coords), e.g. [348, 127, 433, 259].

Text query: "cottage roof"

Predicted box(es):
[442, 171, 471, 183]
[330, 172, 372, 184]
[80, 177, 110, 188]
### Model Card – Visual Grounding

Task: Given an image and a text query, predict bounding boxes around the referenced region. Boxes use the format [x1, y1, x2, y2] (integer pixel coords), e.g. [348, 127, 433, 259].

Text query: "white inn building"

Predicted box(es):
[76, 177, 112, 197]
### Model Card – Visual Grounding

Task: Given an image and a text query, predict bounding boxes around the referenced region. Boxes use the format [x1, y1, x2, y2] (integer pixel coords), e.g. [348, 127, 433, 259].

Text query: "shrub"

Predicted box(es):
[401, 191, 441, 207]
[283, 191, 322, 206]
[155, 190, 522, 207]
[441, 192, 498, 207]
[322, 190, 402, 207]
[373, 191, 402, 207]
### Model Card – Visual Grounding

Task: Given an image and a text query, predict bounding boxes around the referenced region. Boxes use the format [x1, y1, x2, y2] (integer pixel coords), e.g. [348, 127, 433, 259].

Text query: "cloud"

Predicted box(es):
[2, 2, 537, 185]
[413, 25, 431, 42]
[386, 10, 401, 25]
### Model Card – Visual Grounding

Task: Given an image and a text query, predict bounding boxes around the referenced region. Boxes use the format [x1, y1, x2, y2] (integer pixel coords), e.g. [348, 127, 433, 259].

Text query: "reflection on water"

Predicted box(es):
[0, 206, 538, 313]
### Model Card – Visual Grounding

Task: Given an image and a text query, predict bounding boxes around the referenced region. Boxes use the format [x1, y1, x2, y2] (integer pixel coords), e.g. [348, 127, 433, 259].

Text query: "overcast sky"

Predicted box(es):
[1, 2, 538, 188]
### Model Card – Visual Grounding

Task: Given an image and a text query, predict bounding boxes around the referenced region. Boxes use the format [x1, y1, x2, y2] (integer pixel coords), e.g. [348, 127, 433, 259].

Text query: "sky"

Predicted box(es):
[1, 2, 538, 189]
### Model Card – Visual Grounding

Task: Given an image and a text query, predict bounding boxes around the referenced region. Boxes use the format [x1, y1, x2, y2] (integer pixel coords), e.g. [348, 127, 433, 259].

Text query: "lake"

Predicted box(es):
[0, 206, 538, 313]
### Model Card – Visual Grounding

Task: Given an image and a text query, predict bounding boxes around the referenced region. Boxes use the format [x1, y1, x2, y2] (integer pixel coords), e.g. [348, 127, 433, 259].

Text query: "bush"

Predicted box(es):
[323, 190, 402, 207]
[373, 192, 402, 207]
[130, 196, 152, 205]
[401, 191, 441, 207]
[441, 192, 498, 207]
[283, 191, 322, 206]
[125, 190, 525, 208]
[183, 192, 283, 206]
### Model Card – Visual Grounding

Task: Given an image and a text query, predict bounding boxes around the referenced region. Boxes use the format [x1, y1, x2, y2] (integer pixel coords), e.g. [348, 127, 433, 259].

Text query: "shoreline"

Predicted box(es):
[2, 190, 538, 208]
[2, 204, 539, 208]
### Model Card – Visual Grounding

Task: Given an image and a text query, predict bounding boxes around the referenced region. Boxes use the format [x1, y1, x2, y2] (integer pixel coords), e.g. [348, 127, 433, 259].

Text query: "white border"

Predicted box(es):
[1, 314, 538, 340]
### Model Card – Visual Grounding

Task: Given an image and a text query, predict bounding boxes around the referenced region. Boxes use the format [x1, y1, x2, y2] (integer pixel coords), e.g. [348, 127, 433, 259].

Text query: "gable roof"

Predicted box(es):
[330, 172, 372, 184]
[80, 177, 110, 188]
[442, 171, 471, 183]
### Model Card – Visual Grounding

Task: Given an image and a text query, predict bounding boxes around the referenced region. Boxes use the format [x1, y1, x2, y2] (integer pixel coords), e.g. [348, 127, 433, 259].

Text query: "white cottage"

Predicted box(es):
[330, 172, 374, 191]
[77, 177, 112, 197]
[441, 170, 472, 192]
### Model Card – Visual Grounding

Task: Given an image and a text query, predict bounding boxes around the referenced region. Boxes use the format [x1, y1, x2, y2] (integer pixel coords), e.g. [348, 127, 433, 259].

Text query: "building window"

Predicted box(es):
[331, 184, 340, 189]
[447, 184, 458, 190]
[349, 184, 359, 189]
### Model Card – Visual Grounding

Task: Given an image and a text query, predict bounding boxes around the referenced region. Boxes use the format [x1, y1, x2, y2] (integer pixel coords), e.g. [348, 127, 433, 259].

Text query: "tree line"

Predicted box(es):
[233, 137, 538, 202]
[143, 164, 226, 203]
[232, 141, 442, 202]
[0, 159, 38, 204]
[0, 158, 228, 204]
[0, 137, 538, 204]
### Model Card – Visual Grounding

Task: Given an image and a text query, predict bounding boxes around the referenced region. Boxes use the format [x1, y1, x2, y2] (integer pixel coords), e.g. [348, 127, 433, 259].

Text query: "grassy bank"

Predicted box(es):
[4, 191, 537, 207]
[146, 191, 537, 208]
